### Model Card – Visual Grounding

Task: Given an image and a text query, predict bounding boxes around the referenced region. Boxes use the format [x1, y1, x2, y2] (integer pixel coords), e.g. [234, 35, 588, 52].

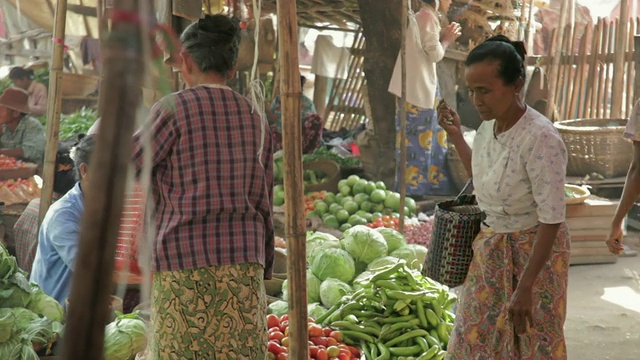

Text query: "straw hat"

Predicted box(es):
[0, 87, 31, 114]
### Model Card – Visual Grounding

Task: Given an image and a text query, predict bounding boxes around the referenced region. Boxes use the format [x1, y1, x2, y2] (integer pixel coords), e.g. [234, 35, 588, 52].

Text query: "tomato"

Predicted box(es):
[329, 331, 343, 342]
[279, 320, 289, 333]
[276, 353, 288, 360]
[392, 217, 400, 224]
[281, 337, 290, 347]
[284, 327, 290, 337]
[267, 314, 281, 329]
[338, 349, 351, 357]
[382, 215, 391, 221]
[337, 354, 350, 360]
[326, 346, 340, 357]
[316, 348, 329, 360]
[311, 336, 328, 347]
[309, 345, 319, 357]
[323, 327, 333, 337]
[308, 324, 324, 338]
[269, 331, 285, 342]
[325, 337, 338, 347]
[281, 315, 289, 322]
[268, 341, 286, 355]
[347, 346, 360, 357]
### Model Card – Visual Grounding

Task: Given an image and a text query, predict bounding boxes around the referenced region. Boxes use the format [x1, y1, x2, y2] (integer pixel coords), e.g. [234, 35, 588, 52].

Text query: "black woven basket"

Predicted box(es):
[425, 180, 483, 288]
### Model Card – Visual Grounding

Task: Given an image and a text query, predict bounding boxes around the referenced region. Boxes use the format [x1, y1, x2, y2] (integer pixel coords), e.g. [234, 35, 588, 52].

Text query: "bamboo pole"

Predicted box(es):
[38, 0, 68, 226]
[611, 0, 629, 118]
[398, 0, 409, 233]
[276, 0, 308, 358]
[573, 22, 592, 119]
[546, 0, 570, 120]
[525, 0, 535, 53]
[586, 19, 604, 118]
[62, 0, 147, 358]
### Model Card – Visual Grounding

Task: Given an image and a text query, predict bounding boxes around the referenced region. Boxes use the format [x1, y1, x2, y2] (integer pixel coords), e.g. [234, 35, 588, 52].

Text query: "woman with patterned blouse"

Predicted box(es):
[438, 36, 570, 359]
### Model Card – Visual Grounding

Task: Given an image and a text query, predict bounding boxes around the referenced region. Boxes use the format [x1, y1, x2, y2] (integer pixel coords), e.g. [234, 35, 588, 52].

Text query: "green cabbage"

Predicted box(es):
[0, 309, 15, 342]
[0, 272, 34, 308]
[310, 248, 356, 283]
[306, 232, 341, 265]
[0, 338, 24, 359]
[282, 270, 322, 303]
[390, 244, 429, 271]
[307, 303, 328, 320]
[26, 289, 64, 322]
[351, 271, 375, 290]
[267, 300, 289, 317]
[319, 278, 352, 308]
[104, 313, 148, 360]
[341, 225, 388, 264]
[376, 227, 407, 253]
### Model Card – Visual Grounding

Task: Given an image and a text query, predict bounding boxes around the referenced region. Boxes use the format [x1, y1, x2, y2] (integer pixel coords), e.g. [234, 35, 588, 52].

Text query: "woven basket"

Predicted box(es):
[447, 146, 470, 192]
[303, 160, 341, 193]
[61, 73, 99, 97]
[554, 118, 632, 178]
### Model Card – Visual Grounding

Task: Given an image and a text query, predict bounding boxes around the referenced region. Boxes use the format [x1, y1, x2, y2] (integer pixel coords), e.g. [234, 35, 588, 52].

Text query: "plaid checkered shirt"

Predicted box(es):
[132, 85, 275, 277]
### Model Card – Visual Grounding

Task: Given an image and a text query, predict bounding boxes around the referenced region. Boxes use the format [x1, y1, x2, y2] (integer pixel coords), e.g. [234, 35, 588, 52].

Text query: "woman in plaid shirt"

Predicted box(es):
[132, 14, 274, 359]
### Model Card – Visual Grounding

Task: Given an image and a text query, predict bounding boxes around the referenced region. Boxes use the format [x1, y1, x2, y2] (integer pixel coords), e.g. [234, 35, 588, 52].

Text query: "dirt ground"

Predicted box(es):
[566, 235, 640, 360]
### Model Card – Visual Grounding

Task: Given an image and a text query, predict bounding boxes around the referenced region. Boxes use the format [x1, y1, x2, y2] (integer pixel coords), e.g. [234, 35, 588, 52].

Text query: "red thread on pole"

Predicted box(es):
[110, 9, 142, 24]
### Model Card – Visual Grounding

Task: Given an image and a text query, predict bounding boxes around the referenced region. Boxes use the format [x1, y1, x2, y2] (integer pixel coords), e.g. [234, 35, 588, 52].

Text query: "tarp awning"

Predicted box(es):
[6, 0, 99, 37]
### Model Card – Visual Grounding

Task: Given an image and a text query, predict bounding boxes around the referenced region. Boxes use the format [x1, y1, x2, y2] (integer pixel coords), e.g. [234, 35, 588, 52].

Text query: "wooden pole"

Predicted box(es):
[38, 0, 68, 226]
[612, 0, 629, 118]
[546, 0, 570, 120]
[276, 0, 308, 359]
[525, 0, 536, 53]
[398, 0, 409, 233]
[634, 34, 640, 104]
[62, 0, 147, 358]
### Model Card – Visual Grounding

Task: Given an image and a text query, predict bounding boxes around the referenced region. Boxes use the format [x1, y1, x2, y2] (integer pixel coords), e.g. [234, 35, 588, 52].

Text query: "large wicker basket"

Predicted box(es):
[447, 145, 470, 192]
[303, 160, 341, 193]
[61, 73, 99, 97]
[554, 118, 632, 178]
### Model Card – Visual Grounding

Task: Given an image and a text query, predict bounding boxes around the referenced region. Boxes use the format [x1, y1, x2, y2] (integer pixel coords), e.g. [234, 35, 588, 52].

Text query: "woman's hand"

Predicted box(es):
[606, 222, 625, 255]
[437, 100, 462, 137]
[508, 284, 534, 335]
[440, 22, 462, 46]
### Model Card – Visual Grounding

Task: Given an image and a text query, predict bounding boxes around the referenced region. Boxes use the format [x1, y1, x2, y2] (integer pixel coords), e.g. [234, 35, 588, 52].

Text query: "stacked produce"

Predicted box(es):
[59, 107, 99, 141]
[317, 261, 456, 360]
[0, 244, 64, 358]
[0, 178, 42, 205]
[103, 312, 148, 360]
[266, 314, 360, 360]
[268, 226, 429, 321]
[302, 147, 362, 168]
[0, 155, 28, 169]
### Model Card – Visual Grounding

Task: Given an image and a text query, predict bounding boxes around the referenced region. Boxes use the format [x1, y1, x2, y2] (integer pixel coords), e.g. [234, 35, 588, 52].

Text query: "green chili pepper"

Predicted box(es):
[389, 345, 423, 357]
[373, 314, 417, 324]
[375, 343, 391, 360]
[416, 345, 440, 360]
[416, 299, 429, 328]
[340, 330, 376, 343]
[384, 330, 430, 348]
[376, 279, 401, 291]
[330, 321, 380, 337]
[316, 302, 341, 324]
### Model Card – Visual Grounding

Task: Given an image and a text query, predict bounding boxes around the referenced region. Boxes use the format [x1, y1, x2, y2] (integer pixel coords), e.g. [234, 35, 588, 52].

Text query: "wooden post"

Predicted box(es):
[313, 74, 328, 118]
[546, 0, 570, 120]
[634, 35, 640, 103]
[62, 0, 147, 358]
[38, 0, 68, 225]
[398, 0, 409, 233]
[276, 0, 308, 359]
[612, 0, 629, 118]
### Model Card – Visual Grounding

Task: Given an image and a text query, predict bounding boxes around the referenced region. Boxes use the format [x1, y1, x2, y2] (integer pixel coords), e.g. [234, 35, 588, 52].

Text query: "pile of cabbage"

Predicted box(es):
[268, 226, 428, 318]
[0, 244, 64, 359]
[104, 312, 148, 360]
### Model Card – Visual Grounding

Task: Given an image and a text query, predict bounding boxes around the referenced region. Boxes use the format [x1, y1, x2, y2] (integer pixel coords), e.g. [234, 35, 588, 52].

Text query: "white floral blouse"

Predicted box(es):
[472, 107, 568, 233]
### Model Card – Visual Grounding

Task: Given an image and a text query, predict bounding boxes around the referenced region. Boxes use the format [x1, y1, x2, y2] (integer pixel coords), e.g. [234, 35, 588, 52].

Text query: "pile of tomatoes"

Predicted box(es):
[304, 191, 327, 216]
[267, 314, 361, 360]
[365, 215, 401, 231]
[0, 155, 22, 169]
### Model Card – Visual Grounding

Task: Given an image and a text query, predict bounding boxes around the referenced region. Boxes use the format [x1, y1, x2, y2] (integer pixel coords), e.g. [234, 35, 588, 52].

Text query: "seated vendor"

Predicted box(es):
[0, 87, 46, 166]
[14, 144, 76, 273]
[30, 135, 95, 307]
[267, 75, 323, 154]
[9, 67, 48, 117]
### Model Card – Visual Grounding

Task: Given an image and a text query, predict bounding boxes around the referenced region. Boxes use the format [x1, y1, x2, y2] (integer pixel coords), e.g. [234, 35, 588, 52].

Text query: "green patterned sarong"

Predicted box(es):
[150, 263, 268, 360]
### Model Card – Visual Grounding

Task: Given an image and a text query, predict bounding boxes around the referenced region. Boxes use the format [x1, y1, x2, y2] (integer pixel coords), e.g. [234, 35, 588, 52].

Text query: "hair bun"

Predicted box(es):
[484, 35, 526, 60]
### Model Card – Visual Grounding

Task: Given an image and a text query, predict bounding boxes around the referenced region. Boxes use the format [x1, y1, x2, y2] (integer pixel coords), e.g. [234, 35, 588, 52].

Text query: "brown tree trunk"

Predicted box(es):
[356, 0, 403, 187]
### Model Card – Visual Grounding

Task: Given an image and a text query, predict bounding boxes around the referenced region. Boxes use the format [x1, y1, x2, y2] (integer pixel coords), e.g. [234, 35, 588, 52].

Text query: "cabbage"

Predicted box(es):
[310, 248, 356, 283]
[351, 271, 375, 290]
[0, 309, 56, 359]
[0, 338, 24, 360]
[26, 289, 64, 322]
[319, 278, 352, 308]
[341, 225, 388, 264]
[0, 273, 34, 308]
[0, 309, 15, 342]
[268, 300, 289, 317]
[104, 313, 148, 360]
[390, 244, 429, 271]
[367, 256, 403, 271]
[376, 227, 407, 253]
[307, 303, 328, 320]
[306, 232, 341, 265]
[0, 255, 17, 281]
[282, 270, 322, 303]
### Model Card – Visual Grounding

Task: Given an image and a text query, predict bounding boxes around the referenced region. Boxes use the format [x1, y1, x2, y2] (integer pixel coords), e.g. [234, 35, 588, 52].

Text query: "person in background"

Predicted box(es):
[438, 36, 570, 359]
[14, 144, 76, 273]
[388, 0, 461, 197]
[30, 135, 95, 307]
[267, 74, 323, 154]
[132, 14, 273, 359]
[606, 100, 640, 257]
[9, 67, 48, 117]
[0, 87, 46, 166]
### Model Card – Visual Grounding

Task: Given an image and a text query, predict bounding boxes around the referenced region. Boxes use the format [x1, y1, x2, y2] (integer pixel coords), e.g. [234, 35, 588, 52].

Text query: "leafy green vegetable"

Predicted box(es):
[267, 300, 289, 317]
[319, 278, 352, 308]
[303, 147, 361, 167]
[375, 227, 407, 254]
[307, 303, 328, 320]
[310, 248, 356, 283]
[104, 312, 148, 360]
[0, 272, 34, 308]
[26, 288, 64, 322]
[367, 256, 404, 272]
[341, 225, 388, 264]
[58, 107, 98, 141]
[306, 231, 341, 265]
[390, 244, 429, 271]
[282, 270, 321, 303]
